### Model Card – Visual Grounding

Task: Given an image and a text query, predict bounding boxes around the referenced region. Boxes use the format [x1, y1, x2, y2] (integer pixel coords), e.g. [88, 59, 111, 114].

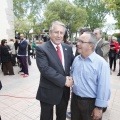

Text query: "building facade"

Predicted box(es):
[0, 0, 14, 41]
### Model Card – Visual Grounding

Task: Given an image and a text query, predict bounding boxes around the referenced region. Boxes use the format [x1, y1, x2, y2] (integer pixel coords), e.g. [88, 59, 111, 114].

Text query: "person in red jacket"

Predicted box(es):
[109, 36, 119, 72]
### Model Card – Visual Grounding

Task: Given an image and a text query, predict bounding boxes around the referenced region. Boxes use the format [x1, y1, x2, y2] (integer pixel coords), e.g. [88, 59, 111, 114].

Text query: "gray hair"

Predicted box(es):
[49, 21, 66, 33]
[94, 28, 103, 35]
[89, 33, 98, 44]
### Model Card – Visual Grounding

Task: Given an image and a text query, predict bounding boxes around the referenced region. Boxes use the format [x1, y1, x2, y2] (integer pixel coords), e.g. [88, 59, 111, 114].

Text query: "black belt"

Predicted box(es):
[73, 93, 95, 100]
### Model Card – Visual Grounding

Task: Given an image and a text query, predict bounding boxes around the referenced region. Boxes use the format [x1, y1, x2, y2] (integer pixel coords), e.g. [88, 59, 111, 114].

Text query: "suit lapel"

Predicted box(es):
[98, 39, 103, 46]
[47, 41, 64, 71]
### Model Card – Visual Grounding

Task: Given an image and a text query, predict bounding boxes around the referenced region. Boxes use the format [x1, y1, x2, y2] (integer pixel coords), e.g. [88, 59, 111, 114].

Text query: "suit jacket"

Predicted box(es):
[18, 40, 28, 56]
[96, 39, 110, 61]
[36, 41, 74, 105]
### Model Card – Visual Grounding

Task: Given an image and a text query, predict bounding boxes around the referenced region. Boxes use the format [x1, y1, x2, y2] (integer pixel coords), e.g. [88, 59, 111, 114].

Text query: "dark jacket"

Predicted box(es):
[1, 45, 11, 63]
[36, 41, 74, 105]
[18, 40, 28, 56]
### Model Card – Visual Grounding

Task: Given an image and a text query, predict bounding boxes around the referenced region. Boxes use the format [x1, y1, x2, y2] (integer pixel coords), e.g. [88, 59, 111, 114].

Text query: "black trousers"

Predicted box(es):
[109, 56, 116, 70]
[11, 54, 16, 66]
[71, 93, 102, 120]
[19, 56, 28, 74]
[40, 96, 68, 120]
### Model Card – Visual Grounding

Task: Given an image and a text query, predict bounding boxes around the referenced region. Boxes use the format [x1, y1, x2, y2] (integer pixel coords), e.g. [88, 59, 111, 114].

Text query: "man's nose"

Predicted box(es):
[57, 32, 61, 37]
[77, 41, 80, 46]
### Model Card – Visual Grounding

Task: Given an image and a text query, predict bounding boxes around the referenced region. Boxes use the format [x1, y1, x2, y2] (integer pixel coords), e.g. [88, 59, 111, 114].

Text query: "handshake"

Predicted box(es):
[8, 50, 12, 53]
[65, 76, 74, 87]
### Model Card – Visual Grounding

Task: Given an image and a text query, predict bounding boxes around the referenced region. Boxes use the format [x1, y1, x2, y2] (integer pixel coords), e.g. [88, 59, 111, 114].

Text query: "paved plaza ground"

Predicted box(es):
[0, 45, 120, 120]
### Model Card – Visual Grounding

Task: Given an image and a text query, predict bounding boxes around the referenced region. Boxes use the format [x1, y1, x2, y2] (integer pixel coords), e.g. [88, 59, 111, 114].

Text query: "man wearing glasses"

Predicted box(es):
[71, 32, 110, 120]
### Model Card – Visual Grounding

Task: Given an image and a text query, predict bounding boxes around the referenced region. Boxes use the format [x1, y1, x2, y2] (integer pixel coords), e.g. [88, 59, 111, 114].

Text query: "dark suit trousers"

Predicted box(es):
[19, 56, 28, 74]
[71, 93, 102, 120]
[109, 56, 116, 70]
[40, 95, 68, 120]
[2, 62, 14, 75]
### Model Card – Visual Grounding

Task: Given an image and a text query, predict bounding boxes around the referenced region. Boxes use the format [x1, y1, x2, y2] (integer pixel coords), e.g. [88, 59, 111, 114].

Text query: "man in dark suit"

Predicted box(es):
[17, 34, 29, 77]
[36, 21, 74, 120]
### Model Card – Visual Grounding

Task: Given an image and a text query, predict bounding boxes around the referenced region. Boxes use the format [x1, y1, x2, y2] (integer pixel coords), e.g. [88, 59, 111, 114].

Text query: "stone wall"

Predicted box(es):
[0, 0, 14, 41]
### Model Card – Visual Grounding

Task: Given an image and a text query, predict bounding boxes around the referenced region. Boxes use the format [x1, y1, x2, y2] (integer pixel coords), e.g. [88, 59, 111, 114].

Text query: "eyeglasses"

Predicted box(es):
[77, 39, 92, 44]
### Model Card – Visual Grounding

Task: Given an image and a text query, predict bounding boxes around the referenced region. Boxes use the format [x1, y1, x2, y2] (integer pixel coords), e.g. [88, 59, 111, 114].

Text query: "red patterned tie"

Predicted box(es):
[56, 45, 62, 62]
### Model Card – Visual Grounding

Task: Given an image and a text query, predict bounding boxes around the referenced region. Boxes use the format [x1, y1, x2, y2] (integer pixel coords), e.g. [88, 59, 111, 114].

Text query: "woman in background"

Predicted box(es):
[1, 39, 14, 75]
[109, 36, 119, 72]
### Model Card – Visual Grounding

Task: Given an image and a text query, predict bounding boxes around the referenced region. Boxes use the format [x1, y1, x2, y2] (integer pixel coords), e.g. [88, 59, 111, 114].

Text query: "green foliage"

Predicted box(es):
[13, 0, 48, 19]
[112, 33, 120, 43]
[13, 0, 48, 35]
[14, 17, 32, 33]
[112, 33, 120, 38]
[104, 0, 120, 29]
[73, 0, 109, 30]
[43, 0, 87, 33]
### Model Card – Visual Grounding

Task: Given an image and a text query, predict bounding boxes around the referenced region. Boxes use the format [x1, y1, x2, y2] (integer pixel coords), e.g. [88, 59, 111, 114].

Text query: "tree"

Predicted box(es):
[73, 0, 109, 30]
[43, 0, 87, 36]
[14, 17, 34, 38]
[13, 0, 48, 20]
[13, 0, 49, 37]
[103, 0, 120, 29]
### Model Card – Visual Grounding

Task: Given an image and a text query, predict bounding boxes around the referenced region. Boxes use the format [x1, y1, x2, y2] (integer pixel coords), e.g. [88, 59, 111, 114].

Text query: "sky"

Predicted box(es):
[102, 14, 119, 35]
[105, 14, 117, 24]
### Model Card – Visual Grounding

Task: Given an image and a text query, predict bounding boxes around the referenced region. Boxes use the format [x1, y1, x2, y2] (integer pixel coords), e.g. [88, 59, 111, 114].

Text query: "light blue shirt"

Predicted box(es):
[71, 52, 111, 107]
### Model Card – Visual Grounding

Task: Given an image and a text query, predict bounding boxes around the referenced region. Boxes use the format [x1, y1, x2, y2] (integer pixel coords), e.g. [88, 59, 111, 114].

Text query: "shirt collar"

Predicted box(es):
[50, 40, 62, 50]
[78, 52, 96, 62]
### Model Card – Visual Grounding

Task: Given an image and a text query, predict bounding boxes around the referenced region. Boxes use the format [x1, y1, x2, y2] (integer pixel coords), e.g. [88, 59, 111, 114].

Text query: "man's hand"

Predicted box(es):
[65, 76, 74, 87]
[91, 107, 102, 120]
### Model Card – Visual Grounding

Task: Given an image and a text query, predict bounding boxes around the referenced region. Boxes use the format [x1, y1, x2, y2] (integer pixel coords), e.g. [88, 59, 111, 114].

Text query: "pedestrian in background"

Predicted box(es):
[32, 40, 36, 59]
[1, 39, 14, 75]
[109, 36, 119, 72]
[17, 34, 29, 77]
[93, 28, 110, 62]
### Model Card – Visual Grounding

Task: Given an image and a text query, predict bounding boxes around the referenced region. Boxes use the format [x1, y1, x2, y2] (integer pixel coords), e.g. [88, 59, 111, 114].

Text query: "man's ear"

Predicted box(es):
[49, 30, 52, 37]
[89, 43, 94, 50]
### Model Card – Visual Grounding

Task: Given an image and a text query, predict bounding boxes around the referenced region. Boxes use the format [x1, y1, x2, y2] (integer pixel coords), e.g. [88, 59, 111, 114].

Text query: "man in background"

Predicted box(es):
[93, 28, 110, 62]
[18, 34, 28, 77]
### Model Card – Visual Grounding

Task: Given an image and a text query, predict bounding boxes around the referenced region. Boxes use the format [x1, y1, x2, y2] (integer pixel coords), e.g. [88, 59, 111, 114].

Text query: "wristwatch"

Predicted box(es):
[95, 106, 103, 110]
